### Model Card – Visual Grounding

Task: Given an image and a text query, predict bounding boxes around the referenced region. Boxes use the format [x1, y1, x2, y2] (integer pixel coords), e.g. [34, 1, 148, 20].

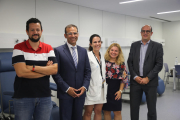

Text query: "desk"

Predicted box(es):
[173, 67, 176, 91]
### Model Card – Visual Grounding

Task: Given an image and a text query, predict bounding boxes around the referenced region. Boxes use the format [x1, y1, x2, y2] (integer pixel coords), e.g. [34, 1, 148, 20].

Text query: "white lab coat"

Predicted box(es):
[86, 51, 108, 101]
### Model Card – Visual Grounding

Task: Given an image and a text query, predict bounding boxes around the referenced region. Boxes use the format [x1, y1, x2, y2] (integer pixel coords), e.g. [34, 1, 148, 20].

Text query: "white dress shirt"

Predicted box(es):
[66, 42, 78, 63]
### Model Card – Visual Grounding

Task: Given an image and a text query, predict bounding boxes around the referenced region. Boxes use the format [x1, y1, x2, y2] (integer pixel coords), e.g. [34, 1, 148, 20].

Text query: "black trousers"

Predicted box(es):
[130, 84, 157, 120]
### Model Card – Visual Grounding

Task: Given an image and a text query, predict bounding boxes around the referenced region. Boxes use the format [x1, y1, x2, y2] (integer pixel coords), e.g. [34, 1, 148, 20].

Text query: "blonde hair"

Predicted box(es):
[104, 43, 124, 65]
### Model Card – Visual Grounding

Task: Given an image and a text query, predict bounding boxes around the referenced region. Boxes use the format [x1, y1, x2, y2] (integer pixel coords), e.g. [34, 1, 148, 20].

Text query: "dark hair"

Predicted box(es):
[65, 24, 78, 34]
[26, 18, 42, 31]
[141, 25, 152, 32]
[88, 34, 101, 51]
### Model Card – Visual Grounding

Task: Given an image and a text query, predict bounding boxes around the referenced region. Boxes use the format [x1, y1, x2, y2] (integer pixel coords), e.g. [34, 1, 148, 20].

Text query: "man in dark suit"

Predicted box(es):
[127, 25, 163, 120]
[52, 24, 91, 120]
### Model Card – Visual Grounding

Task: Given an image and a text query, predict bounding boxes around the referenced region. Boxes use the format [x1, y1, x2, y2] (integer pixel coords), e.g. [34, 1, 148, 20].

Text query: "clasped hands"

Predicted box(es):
[135, 76, 149, 85]
[67, 87, 86, 98]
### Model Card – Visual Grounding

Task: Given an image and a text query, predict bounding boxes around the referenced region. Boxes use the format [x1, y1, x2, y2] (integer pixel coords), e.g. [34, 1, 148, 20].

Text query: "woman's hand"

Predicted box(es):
[115, 91, 121, 100]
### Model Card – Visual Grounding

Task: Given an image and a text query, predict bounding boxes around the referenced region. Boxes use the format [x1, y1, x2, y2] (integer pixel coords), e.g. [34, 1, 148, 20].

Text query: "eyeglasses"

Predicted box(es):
[66, 32, 78, 36]
[141, 30, 151, 34]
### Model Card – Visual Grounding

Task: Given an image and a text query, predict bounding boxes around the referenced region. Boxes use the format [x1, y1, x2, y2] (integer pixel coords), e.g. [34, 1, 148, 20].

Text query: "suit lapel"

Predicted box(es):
[63, 44, 75, 67]
[136, 41, 141, 63]
[145, 40, 153, 61]
[134, 41, 141, 71]
[77, 46, 81, 69]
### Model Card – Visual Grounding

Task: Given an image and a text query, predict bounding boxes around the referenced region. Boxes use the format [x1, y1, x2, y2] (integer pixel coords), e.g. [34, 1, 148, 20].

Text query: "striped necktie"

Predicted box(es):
[71, 46, 77, 68]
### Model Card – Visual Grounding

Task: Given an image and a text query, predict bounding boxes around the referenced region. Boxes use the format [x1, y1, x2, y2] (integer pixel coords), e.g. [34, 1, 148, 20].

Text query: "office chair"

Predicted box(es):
[0, 52, 14, 120]
[0, 58, 15, 120]
[0, 52, 13, 59]
[49, 82, 60, 120]
[163, 63, 173, 87]
[175, 65, 180, 89]
[0, 109, 4, 120]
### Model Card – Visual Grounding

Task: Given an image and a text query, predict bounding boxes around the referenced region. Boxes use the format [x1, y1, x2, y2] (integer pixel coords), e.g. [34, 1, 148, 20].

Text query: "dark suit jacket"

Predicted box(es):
[127, 40, 163, 86]
[52, 43, 91, 99]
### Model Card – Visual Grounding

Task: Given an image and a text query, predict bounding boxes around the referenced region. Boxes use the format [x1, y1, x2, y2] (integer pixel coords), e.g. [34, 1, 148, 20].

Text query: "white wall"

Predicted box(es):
[162, 21, 180, 81]
[0, 0, 35, 34]
[0, 0, 164, 104]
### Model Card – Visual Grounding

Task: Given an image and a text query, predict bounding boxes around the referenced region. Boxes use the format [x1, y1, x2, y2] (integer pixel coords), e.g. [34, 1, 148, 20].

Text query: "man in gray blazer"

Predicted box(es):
[127, 25, 163, 120]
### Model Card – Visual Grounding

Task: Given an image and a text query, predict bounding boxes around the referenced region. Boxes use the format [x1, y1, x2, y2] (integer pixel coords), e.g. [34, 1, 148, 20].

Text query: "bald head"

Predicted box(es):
[141, 25, 152, 32]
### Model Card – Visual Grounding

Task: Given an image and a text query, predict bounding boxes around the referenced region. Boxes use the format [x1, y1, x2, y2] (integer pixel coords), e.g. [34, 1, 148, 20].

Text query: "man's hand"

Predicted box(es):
[67, 87, 78, 98]
[140, 77, 150, 85]
[135, 76, 143, 84]
[46, 60, 53, 66]
[115, 91, 121, 100]
[76, 87, 86, 97]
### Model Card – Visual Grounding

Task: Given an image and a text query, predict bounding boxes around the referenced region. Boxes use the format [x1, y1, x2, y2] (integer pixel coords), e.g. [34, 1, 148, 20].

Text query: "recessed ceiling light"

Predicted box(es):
[119, 0, 143, 4]
[157, 10, 180, 14]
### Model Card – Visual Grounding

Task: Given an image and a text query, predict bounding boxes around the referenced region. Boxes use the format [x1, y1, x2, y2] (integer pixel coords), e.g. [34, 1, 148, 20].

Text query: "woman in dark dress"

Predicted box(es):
[102, 43, 128, 120]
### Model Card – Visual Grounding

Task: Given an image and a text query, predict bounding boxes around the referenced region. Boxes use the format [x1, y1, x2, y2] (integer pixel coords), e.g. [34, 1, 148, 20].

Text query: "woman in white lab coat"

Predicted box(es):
[83, 34, 108, 120]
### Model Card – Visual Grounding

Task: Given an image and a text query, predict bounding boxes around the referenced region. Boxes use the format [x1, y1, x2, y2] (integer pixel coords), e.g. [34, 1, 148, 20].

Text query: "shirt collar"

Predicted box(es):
[141, 39, 151, 45]
[66, 42, 77, 49]
[26, 39, 42, 49]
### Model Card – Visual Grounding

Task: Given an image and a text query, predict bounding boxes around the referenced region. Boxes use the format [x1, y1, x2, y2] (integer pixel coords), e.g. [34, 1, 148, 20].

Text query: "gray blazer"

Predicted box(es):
[127, 40, 163, 86]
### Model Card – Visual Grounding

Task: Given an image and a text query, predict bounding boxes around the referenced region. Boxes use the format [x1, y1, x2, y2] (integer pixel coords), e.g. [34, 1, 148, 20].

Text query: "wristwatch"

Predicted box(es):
[32, 65, 35, 71]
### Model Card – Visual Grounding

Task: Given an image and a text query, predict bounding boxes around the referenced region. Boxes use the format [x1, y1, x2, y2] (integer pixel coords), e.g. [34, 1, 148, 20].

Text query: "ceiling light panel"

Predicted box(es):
[119, 0, 143, 4]
[157, 10, 180, 14]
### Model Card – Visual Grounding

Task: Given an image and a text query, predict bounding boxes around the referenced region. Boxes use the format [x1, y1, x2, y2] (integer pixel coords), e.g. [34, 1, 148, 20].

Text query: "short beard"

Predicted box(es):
[29, 35, 41, 43]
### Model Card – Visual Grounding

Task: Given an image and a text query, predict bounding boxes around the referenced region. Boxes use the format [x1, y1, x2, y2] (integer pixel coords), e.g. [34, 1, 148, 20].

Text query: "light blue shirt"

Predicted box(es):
[139, 40, 150, 76]
[134, 40, 150, 80]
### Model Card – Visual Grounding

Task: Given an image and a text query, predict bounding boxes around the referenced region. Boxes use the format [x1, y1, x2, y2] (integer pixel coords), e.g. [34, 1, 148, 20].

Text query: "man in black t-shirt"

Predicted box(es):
[12, 18, 57, 120]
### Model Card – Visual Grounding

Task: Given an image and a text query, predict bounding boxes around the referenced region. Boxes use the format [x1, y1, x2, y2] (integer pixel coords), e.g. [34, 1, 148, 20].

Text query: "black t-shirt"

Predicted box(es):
[12, 40, 57, 98]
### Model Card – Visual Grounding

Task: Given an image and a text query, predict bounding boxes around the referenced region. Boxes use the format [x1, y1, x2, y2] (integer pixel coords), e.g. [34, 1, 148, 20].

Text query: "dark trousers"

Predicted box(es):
[59, 97, 85, 120]
[130, 84, 157, 120]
